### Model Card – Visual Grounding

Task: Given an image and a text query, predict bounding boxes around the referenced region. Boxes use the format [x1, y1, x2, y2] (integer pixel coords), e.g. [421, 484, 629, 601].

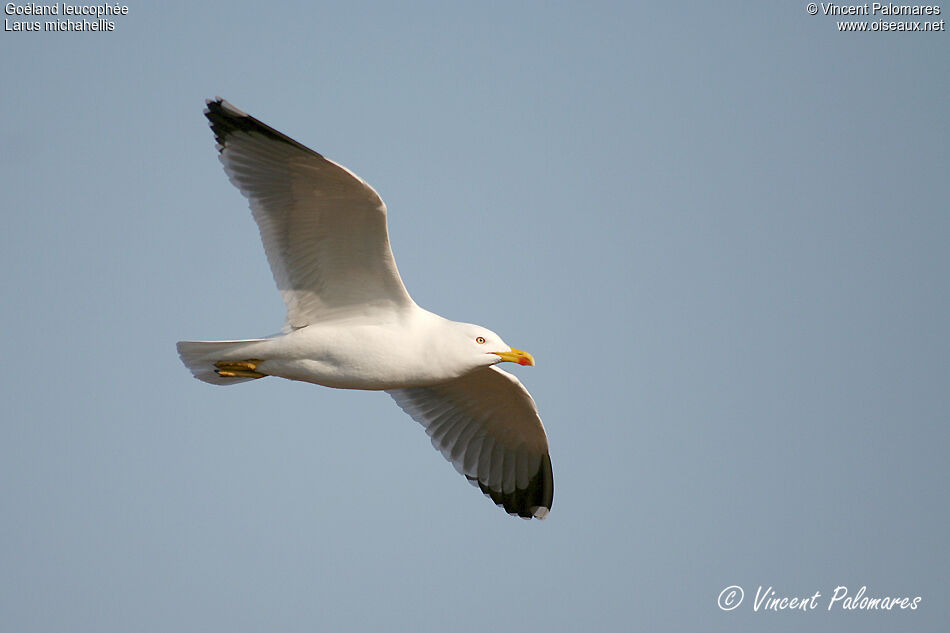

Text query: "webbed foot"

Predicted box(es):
[215, 359, 266, 379]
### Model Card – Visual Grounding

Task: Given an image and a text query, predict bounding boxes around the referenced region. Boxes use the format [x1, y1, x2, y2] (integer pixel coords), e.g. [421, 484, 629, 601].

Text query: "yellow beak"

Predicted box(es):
[494, 348, 535, 366]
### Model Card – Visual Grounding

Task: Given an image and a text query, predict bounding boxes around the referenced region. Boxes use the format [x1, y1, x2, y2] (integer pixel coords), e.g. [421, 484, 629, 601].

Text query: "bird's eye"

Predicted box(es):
[475, 336, 486, 344]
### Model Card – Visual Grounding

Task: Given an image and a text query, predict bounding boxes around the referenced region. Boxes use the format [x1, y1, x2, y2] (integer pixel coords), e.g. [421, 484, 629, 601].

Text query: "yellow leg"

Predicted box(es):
[215, 359, 266, 379]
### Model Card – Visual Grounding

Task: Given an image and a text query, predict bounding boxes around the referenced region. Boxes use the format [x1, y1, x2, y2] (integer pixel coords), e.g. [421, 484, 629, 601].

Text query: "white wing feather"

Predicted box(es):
[205, 99, 415, 329]
[388, 366, 554, 519]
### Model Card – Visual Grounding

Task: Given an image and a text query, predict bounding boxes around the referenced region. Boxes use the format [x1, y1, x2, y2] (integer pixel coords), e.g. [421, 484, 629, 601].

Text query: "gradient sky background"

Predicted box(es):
[2, 2, 947, 632]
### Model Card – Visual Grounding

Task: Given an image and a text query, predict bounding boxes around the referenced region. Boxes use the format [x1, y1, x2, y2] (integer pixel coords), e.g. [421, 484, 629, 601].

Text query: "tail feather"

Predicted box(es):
[176, 339, 269, 385]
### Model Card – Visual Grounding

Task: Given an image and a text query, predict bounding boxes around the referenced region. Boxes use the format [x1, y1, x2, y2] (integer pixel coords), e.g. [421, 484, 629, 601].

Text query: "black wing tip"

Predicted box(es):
[204, 97, 248, 150]
[203, 96, 316, 155]
[474, 453, 554, 520]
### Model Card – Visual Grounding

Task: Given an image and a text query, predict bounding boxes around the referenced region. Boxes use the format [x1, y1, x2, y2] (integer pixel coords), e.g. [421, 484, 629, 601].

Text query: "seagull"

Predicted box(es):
[177, 98, 554, 519]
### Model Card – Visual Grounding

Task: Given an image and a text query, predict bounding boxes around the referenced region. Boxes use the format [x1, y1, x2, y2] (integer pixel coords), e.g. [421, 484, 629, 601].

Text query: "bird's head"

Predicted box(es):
[455, 323, 535, 370]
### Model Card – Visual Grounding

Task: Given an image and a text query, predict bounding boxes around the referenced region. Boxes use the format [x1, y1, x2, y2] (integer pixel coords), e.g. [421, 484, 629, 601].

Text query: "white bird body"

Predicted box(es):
[178, 98, 554, 519]
[207, 309, 505, 391]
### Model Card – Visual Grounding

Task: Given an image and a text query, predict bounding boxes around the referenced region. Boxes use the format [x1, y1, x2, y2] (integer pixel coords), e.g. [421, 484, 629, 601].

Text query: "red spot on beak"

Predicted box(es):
[495, 348, 535, 366]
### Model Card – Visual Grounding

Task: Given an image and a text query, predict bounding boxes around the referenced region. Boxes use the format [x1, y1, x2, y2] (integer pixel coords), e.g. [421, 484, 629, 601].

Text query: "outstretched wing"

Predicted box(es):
[205, 98, 415, 329]
[388, 366, 554, 519]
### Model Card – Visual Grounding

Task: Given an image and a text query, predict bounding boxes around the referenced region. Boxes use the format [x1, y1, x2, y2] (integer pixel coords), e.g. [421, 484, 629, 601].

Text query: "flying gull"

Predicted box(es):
[177, 99, 554, 519]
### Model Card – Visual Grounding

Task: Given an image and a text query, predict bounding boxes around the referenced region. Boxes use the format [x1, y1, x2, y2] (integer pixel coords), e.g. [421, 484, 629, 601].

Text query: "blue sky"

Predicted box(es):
[2, 2, 947, 632]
